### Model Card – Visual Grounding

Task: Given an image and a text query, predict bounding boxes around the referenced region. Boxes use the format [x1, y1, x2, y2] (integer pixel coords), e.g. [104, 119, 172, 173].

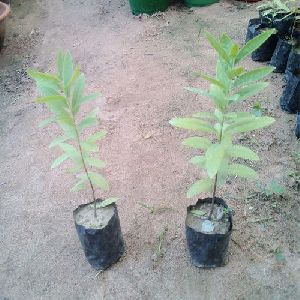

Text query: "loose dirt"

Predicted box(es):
[0, 0, 299, 299]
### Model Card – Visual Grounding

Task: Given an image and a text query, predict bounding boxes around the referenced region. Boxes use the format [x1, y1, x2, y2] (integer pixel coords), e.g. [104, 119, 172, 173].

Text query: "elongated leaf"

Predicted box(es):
[229, 145, 259, 160]
[233, 67, 274, 88]
[65, 66, 81, 92]
[235, 29, 276, 63]
[191, 209, 206, 217]
[88, 171, 109, 191]
[28, 70, 61, 91]
[37, 83, 60, 97]
[35, 95, 66, 103]
[71, 180, 88, 192]
[182, 137, 211, 150]
[220, 33, 234, 52]
[169, 118, 215, 133]
[194, 73, 226, 90]
[98, 198, 118, 208]
[205, 144, 226, 178]
[184, 87, 210, 98]
[86, 131, 107, 144]
[216, 60, 230, 87]
[63, 52, 74, 85]
[58, 143, 82, 163]
[193, 112, 215, 119]
[225, 116, 275, 134]
[187, 179, 213, 198]
[57, 51, 64, 78]
[205, 31, 230, 63]
[209, 84, 228, 110]
[235, 82, 269, 102]
[81, 141, 98, 153]
[81, 92, 101, 105]
[79, 110, 97, 131]
[51, 153, 70, 169]
[86, 157, 106, 169]
[71, 74, 85, 114]
[38, 116, 55, 128]
[228, 67, 245, 79]
[190, 156, 206, 168]
[49, 136, 70, 148]
[226, 164, 258, 178]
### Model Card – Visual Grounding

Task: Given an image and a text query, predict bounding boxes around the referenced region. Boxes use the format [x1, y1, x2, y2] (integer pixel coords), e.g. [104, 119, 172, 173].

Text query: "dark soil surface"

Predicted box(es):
[0, 0, 299, 299]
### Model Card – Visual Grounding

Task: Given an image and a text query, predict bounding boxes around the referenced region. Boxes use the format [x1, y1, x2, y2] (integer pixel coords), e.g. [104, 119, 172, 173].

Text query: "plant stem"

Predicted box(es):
[65, 94, 98, 218]
[209, 174, 218, 220]
[74, 126, 97, 218]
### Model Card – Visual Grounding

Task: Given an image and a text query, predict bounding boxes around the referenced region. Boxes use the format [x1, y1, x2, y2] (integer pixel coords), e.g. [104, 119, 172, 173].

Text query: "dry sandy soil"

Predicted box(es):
[0, 0, 299, 299]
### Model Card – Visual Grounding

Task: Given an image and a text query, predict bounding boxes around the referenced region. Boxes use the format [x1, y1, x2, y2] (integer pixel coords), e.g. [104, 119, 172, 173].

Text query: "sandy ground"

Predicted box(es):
[0, 0, 299, 299]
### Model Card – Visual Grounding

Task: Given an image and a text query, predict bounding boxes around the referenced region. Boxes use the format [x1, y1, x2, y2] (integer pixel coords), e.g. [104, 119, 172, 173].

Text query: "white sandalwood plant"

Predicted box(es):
[29, 52, 115, 218]
[170, 30, 276, 218]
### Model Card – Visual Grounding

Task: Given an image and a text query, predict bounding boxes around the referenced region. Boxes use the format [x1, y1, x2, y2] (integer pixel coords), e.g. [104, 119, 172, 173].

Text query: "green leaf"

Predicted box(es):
[35, 95, 66, 103]
[88, 171, 109, 191]
[38, 116, 55, 128]
[51, 153, 70, 169]
[194, 72, 226, 90]
[233, 67, 274, 88]
[86, 157, 106, 169]
[184, 87, 210, 98]
[71, 180, 88, 192]
[235, 82, 269, 102]
[205, 31, 230, 63]
[71, 74, 85, 114]
[209, 84, 228, 110]
[235, 29, 277, 63]
[169, 118, 215, 133]
[205, 144, 226, 178]
[182, 137, 211, 150]
[65, 66, 81, 92]
[58, 143, 82, 163]
[187, 179, 213, 198]
[225, 116, 275, 134]
[228, 67, 245, 79]
[78, 110, 97, 131]
[81, 92, 101, 105]
[28, 69, 61, 91]
[191, 209, 206, 217]
[86, 130, 107, 144]
[49, 136, 70, 148]
[229, 145, 259, 160]
[56, 51, 64, 78]
[98, 198, 118, 208]
[190, 156, 206, 168]
[81, 141, 98, 153]
[193, 112, 215, 119]
[226, 164, 258, 179]
[62, 52, 74, 85]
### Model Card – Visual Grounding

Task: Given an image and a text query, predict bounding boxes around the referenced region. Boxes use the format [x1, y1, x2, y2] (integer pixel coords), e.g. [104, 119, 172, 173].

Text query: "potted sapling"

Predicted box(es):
[28, 52, 125, 271]
[170, 29, 276, 267]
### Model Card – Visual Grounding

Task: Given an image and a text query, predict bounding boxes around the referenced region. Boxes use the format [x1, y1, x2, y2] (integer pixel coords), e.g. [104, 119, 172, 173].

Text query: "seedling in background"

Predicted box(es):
[28, 52, 116, 218]
[256, 179, 286, 198]
[170, 29, 276, 218]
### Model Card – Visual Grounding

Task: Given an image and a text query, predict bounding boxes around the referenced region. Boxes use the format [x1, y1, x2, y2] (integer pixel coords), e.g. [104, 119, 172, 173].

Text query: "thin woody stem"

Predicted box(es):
[209, 174, 218, 219]
[65, 92, 98, 218]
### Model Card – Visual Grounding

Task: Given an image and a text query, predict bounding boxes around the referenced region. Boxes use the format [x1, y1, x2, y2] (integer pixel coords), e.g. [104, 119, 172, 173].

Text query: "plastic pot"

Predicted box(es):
[74, 199, 125, 271]
[0, 2, 10, 51]
[270, 38, 293, 73]
[280, 73, 300, 114]
[185, 198, 232, 268]
[285, 48, 300, 79]
[296, 114, 300, 139]
[183, 0, 219, 7]
[129, 0, 169, 15]
[273, 14, 294, 38]
[246, 19, 278, 61]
